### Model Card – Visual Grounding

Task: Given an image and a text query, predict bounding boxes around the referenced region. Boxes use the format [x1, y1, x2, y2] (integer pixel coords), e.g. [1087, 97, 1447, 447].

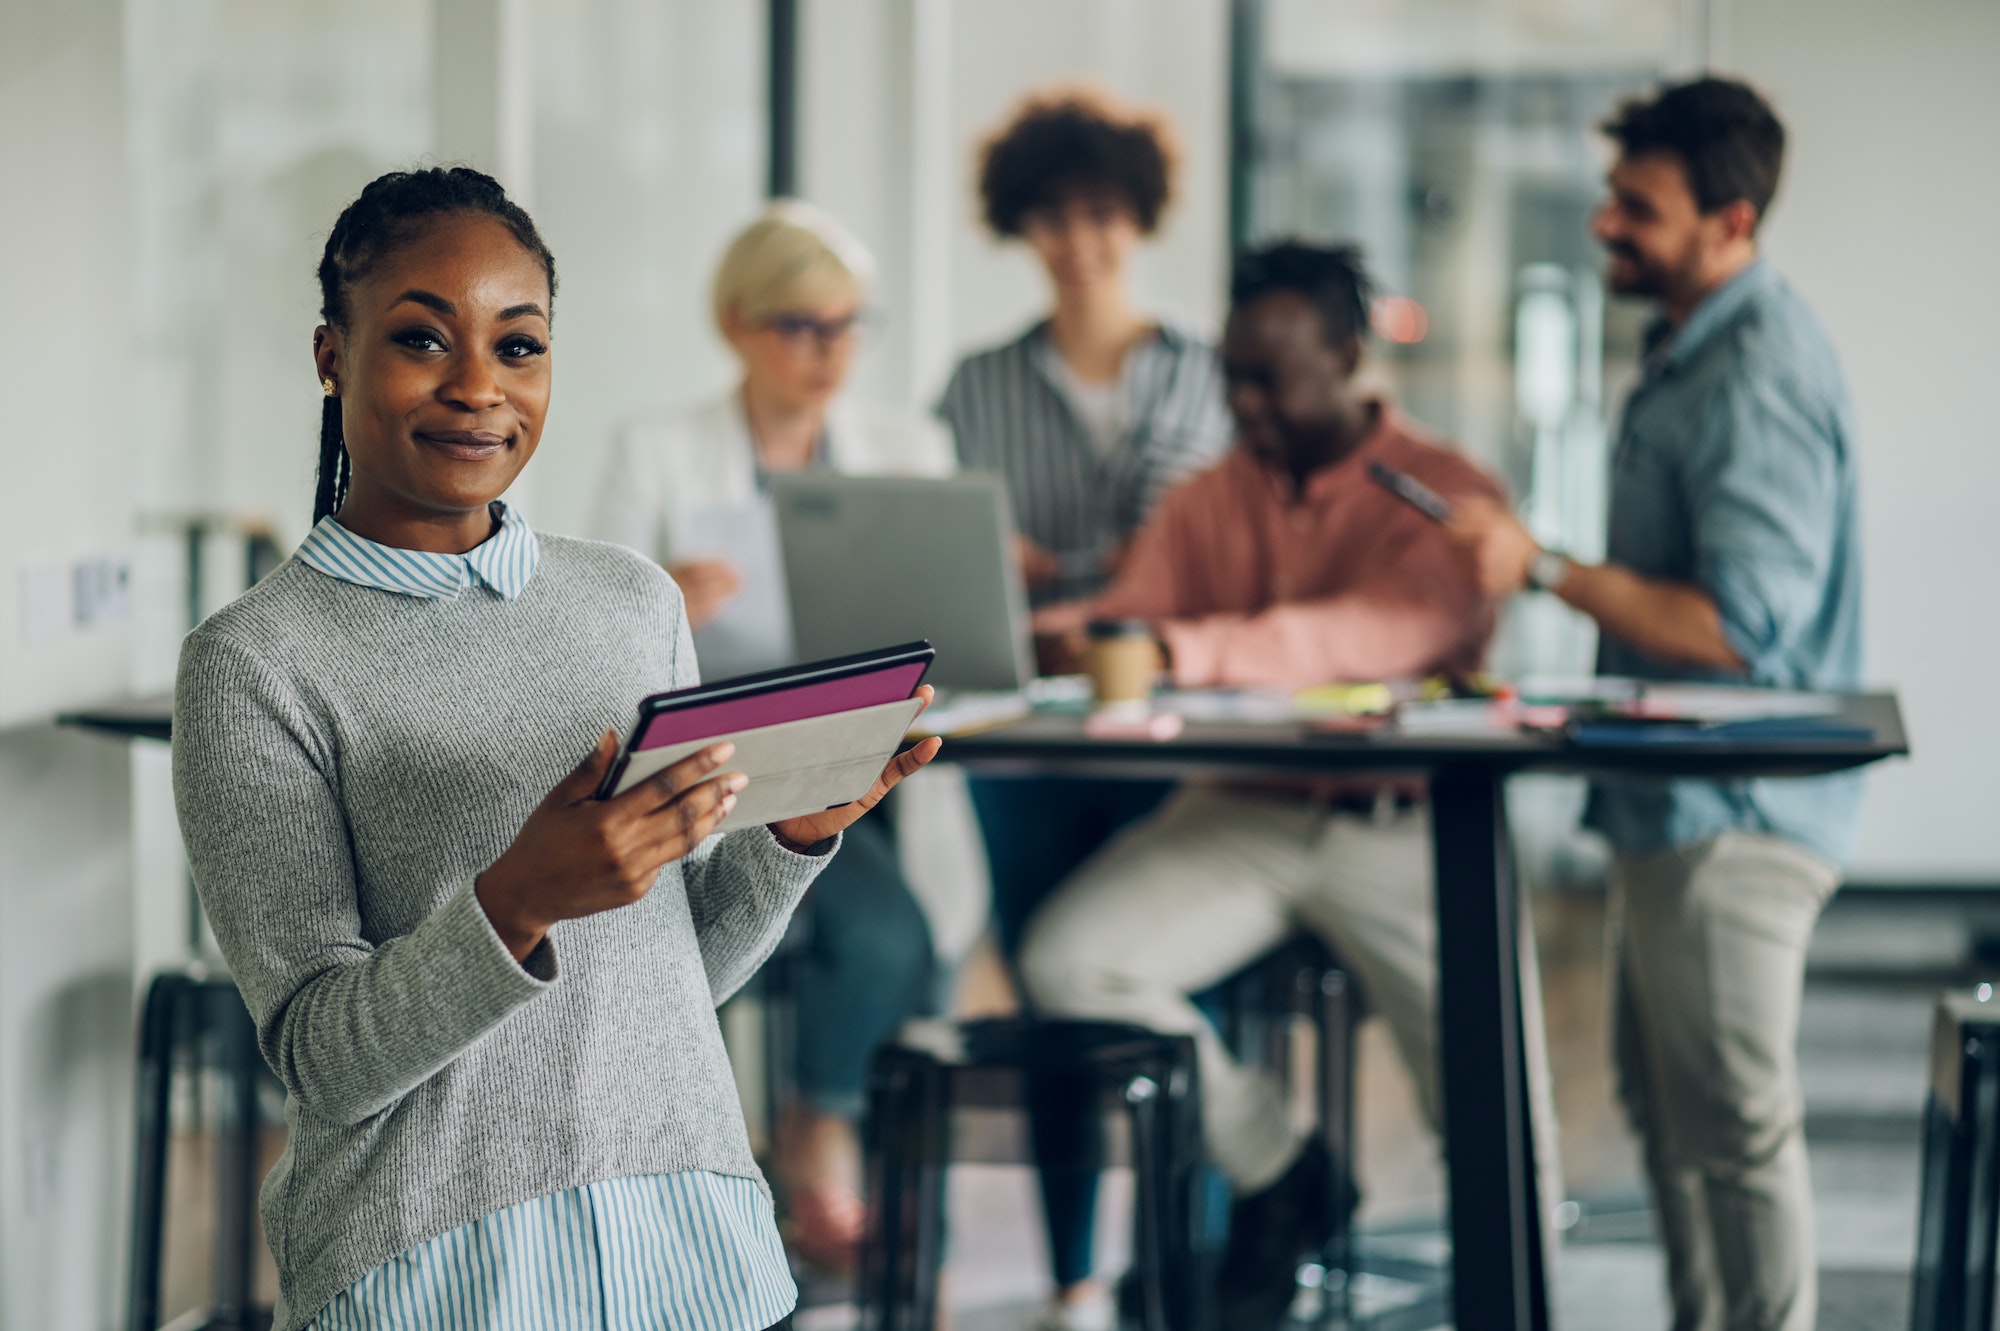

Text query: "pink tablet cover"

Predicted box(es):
[635, 661, 929, 750]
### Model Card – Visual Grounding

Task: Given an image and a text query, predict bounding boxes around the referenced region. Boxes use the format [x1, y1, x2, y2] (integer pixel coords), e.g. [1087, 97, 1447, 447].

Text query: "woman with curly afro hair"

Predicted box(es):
[937, 87, 1232, 1331]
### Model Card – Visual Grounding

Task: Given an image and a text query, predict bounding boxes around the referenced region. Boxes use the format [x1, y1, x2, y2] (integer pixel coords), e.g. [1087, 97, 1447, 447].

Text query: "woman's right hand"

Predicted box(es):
[667, 558, 743, 629]
[475, 730, 747, 962]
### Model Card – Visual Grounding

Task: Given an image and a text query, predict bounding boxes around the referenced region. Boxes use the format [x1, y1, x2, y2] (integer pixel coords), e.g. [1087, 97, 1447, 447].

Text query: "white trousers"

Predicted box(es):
[1612, 832, 1839, 1331]
[1019, 784, 1562, 1223]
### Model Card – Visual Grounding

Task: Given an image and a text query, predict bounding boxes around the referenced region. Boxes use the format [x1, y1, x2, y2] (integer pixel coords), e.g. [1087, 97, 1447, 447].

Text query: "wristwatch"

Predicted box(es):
[1526, 548, 1573, 594]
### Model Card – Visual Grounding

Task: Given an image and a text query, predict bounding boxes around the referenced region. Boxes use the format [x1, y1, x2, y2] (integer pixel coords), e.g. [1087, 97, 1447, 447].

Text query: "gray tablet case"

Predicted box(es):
[608, 696, 926, 835]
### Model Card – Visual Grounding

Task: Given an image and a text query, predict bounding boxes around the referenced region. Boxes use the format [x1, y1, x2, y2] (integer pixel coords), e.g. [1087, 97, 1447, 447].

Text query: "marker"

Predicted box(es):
[1367, 461, 1456, 524]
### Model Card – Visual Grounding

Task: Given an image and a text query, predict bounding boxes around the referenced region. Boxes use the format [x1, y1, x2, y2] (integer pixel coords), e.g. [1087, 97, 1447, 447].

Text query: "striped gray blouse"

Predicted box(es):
[936, 320, 1233, 604]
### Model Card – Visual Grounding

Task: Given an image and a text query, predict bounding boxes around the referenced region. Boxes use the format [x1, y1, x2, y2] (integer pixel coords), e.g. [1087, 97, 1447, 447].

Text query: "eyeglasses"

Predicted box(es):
[759, 310, 878, 347]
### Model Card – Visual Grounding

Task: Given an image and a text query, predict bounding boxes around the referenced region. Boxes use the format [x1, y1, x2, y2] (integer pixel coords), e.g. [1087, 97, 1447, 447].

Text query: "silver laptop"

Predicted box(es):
[770, 472, 1034, 694]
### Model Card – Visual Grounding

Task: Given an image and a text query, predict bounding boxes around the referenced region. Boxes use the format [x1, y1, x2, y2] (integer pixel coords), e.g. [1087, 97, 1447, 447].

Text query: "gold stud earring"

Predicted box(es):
[322, 378, 337, 397]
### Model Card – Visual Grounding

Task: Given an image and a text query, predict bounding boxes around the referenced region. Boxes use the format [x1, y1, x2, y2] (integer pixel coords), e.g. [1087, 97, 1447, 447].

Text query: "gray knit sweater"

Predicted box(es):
[172, 533, 830, 1331]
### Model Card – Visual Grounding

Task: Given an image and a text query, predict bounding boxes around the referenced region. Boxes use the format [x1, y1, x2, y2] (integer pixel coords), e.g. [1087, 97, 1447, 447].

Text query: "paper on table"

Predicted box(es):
[1155, 689, 1300, 723]
[1618, 685, 1840, 723]
[1517, 677, 1840, 723]
[1395, 698, 1519, 737]
[1154, 683, 1396, 725]
[677, 498, 796, 678]
[912, 692, 1034, 736]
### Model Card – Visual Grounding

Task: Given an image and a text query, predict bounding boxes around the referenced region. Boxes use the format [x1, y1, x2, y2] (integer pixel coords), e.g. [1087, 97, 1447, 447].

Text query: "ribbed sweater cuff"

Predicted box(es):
[431, 881, 560, 998]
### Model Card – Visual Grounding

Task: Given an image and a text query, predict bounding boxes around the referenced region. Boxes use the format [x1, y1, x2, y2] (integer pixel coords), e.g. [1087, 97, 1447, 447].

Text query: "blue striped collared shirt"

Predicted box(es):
[310, 1173, 795, 1331]
[295, 501, 542, 600]
[294, 505, 797, 1331]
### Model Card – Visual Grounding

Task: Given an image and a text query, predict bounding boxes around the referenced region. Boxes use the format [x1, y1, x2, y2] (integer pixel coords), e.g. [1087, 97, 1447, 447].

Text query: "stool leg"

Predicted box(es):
[1967, 1038, 2000, 1330]
[858, 1053, 893, 1331]
[1317, 969, 1357, 1329]
[210, 987, 262, 1321]
[127, 975, 189, 1331]
[1125, 1072, 1170, 1331]
[911, 1060, 952, 1330]
[861, 1051, 923, 1331]
[1153, 1037, 1210, 1331]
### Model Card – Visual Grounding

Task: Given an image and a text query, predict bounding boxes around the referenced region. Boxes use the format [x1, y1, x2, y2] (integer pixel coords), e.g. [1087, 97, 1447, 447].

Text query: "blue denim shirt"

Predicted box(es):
[1583, 259, 1865, 868]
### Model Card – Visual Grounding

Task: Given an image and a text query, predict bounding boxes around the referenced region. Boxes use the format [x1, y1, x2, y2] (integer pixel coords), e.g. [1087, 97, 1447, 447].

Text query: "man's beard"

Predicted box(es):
[1603, 240, 1673, 297]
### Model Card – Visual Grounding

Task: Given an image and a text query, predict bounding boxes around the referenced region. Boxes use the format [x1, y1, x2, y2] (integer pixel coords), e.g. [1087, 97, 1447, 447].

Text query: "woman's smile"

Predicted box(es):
[416, 427, 510, 461]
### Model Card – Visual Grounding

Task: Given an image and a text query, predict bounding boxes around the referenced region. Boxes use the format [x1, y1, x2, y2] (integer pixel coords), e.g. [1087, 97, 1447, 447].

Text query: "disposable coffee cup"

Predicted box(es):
[1085, 618, 1161, 708]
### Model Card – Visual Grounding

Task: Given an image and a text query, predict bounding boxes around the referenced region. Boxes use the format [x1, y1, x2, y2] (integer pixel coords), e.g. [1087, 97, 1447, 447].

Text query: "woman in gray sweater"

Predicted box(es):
[171, 167, 938, 1331]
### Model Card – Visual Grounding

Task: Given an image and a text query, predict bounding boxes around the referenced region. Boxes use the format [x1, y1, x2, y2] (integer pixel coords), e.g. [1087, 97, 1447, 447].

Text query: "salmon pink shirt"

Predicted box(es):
[1079, 404, 1504, 690]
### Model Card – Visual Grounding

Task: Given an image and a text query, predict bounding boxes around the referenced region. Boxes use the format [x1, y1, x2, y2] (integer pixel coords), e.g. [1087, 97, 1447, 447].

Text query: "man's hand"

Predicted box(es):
[1029, 602, 1095, 677]
[1446, 496, 1744, 671]
[1448, 495, 1543, 598]
[667, 559, 743, 629]
[1012, 534, 1064, 590]
[767, 687, 943, 852]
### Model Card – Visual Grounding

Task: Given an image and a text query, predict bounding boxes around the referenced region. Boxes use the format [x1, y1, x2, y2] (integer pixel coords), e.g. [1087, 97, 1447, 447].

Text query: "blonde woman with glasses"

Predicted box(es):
[590, 201, 985, 1276]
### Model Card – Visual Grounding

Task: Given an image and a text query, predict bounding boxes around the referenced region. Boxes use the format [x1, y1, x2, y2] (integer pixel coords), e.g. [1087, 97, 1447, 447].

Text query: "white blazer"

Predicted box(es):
[591, 393, 954, 562]
[588, 391, 989, 964]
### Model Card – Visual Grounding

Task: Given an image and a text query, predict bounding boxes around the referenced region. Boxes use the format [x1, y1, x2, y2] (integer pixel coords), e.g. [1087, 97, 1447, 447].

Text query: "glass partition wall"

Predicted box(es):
[1238, 0, 1699, 680]
[1235, 0, 1701, 888]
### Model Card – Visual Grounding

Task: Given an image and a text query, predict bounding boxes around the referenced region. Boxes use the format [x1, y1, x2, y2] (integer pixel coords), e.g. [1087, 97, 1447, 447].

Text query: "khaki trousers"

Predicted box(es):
[1611, 832, 1840, 1331]
[1019, 784, 1562, 1224]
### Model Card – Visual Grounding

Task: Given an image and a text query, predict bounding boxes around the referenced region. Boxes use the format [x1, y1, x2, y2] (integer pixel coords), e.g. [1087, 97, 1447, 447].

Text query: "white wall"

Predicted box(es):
[1724, 0, 2000, 882]
[0, 731, 135, 1331]
[0, 3, 137, 727]
[522, 0, 767, 538]
[0, 5, 138, 1328]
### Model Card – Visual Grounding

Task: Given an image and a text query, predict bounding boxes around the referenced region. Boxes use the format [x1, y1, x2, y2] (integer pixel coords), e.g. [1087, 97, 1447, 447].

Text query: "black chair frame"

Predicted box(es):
[857, 1019, 1209, 1331]
[129, 970, 275, 1331]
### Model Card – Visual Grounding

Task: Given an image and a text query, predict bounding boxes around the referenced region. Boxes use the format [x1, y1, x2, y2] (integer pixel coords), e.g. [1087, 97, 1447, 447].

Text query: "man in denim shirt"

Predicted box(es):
[1456, 79, 1860, 1331]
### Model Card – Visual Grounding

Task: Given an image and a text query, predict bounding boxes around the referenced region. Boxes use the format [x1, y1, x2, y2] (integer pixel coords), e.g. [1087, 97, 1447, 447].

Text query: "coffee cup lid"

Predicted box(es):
[1086, 617, 1153, 639]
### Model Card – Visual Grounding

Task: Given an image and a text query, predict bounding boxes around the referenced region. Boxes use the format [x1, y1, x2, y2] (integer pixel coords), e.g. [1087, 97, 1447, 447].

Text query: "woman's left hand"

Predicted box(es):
[767, 686, 943, 852]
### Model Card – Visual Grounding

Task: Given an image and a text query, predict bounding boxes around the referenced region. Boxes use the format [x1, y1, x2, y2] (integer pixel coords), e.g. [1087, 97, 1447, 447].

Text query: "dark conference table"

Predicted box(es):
[67, 691, 1909, 1331]
[936, 691, 1908, 1331]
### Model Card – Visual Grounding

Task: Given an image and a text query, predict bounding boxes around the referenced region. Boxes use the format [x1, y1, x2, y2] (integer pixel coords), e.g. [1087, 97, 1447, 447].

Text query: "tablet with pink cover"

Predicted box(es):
[595, 641, 934, 802]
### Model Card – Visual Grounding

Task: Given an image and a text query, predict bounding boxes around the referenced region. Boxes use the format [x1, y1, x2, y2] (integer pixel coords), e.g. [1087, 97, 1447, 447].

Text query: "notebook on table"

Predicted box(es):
[596, 641, 934, 834]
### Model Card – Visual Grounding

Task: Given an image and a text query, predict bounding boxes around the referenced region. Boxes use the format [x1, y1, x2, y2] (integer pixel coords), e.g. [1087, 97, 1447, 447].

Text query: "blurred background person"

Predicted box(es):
[594, 201, 949, 668]
[935, 87, 1232, 1331]
[1451, 78, 1862, 1331]
[1025, 242, 1560, 1331]
[590, 201, 980, 1277]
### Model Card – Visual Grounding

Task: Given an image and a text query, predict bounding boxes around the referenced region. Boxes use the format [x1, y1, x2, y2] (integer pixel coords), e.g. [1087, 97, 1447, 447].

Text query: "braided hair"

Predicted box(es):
[313, 167, 558, 523]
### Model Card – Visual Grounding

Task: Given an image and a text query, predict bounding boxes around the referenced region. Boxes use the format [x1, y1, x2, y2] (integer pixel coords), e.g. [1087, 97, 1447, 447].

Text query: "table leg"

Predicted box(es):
[1431, 769, 1549, 1331]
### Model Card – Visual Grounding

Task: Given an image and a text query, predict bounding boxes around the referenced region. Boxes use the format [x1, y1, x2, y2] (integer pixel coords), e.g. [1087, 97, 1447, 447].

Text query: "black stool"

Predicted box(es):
[1218, 936, 1365, 1327]
[857, 1018, 1208, 1331]
[128, 970, 276, 1331]
[1912, 988, 2000, 1331]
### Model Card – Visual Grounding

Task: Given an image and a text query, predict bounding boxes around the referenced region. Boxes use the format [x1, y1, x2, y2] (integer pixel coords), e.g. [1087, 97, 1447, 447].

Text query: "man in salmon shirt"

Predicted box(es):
[1020, 241, 1560, 1330]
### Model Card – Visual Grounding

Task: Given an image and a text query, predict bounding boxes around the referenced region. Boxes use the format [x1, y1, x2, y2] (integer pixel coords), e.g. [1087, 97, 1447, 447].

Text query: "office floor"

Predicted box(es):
[150, 891, 1954, 1330]
[794, 890, 1953, 1331]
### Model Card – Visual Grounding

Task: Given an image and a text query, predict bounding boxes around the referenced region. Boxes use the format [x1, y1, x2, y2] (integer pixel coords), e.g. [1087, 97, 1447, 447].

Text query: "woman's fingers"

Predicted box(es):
[554, 729, 620, 803]
[639, 772, 742, 860]
[861, 736, 943, 808]
[612, 741, 737, 813]
[890, 735, 943, 785]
